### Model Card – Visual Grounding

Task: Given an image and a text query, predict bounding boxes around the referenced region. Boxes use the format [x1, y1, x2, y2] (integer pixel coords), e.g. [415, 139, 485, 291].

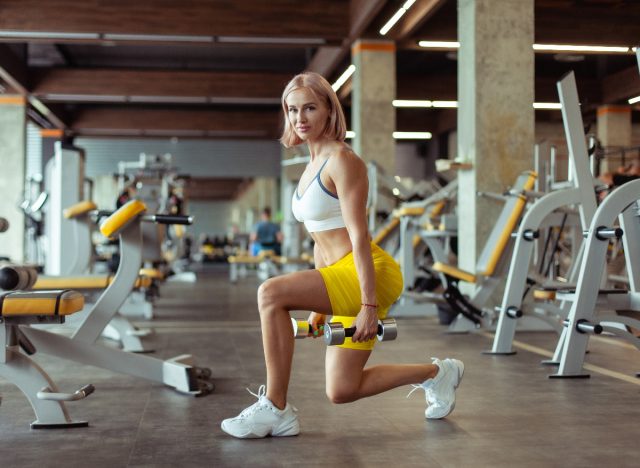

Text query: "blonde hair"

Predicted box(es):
[280, 72, 347, 148]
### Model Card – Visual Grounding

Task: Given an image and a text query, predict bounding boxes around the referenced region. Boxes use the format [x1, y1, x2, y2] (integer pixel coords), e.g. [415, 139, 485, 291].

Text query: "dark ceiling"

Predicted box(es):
[0, 0, 639, 140]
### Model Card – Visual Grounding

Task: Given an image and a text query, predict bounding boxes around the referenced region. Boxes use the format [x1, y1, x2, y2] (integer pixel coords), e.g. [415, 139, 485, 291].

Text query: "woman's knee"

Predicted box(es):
[257, 278, 283, 312]
[325, 382, 358, 405]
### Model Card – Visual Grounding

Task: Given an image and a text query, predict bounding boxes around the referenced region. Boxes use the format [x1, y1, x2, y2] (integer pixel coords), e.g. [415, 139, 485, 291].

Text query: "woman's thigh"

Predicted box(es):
[325, 346, 371, 391]
[260, 269, 333, 315]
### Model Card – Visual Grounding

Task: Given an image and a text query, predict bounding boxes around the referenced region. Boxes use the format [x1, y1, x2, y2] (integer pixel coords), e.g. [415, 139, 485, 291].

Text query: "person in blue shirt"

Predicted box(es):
[250, 207, 283, 256]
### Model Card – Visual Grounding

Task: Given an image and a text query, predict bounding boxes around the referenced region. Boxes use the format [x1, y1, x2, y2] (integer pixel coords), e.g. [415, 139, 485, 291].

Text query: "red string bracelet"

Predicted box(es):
[361, 303, 378, 309]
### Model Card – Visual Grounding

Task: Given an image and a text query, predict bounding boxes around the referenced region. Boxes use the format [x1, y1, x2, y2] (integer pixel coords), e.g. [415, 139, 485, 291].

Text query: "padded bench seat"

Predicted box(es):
[228, 250, 276, 265]
[33, 275, 153, 290]
[0, 290, 84, 316]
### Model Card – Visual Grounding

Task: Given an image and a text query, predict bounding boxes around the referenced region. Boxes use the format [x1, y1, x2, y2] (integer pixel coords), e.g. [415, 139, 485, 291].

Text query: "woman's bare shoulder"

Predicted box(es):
[331, 144, 365, 171]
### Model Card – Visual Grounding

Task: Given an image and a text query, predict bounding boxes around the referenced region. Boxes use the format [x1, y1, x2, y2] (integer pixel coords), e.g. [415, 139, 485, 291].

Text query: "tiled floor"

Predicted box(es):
[1, 265, 639, 467]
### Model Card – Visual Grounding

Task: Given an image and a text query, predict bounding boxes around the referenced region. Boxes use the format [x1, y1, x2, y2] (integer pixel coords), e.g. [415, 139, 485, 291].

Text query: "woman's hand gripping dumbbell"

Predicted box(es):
[291, 317, 398, 346]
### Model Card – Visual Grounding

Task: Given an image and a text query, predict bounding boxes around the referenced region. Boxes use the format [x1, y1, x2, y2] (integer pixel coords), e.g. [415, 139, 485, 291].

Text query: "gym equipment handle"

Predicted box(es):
[37, 384, 95, 402]
[143, 214, 194, 225]
[582, 226, 623, 240]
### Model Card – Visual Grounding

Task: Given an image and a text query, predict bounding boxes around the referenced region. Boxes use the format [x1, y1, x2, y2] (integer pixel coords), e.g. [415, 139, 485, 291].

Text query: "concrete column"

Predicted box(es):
[351, 40, 396, 176]
[41, 128, 64, 174]
[457, 0, 534, 272]
[0, 96, 27, 262]
[597, 105, 632, 172]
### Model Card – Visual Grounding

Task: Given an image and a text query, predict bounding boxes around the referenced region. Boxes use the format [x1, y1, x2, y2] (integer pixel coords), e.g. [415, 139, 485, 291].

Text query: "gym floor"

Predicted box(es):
[1, 266, 639, 467]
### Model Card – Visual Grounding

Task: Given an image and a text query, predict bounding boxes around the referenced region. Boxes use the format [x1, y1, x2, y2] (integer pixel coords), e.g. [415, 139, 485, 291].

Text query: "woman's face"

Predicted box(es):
[285, 87, 330, 143]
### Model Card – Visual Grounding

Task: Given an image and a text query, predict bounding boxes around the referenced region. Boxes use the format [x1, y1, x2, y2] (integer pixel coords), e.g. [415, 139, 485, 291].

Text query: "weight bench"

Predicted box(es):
[19, 200, 213, 397]
[429, 171, 538, 332]
[0, 289, 95, 428]
[33, 273, 156, 352]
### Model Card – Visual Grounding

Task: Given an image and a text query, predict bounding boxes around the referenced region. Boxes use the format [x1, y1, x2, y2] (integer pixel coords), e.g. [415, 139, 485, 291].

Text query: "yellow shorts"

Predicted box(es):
[318, 243, 403, 350]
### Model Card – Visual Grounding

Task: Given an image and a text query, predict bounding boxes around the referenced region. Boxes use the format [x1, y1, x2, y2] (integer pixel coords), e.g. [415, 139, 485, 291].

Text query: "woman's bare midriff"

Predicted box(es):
[311, 227, 371, 266]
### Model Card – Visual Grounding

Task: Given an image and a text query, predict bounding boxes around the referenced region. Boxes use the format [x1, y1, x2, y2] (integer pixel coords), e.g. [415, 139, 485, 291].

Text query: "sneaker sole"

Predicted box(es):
[221, 420, 300, 439]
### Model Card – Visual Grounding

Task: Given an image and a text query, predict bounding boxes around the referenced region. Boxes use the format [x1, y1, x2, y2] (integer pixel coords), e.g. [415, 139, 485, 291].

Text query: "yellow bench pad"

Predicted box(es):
[63, 200, 97, 219]
[100, 199, 146, 238]
[33, 275, 152, 290]
[533, 289, 556, 301]
[0, 290, 84, 316]
[139, 268, 165, 280]
[432, 262, 477, 284]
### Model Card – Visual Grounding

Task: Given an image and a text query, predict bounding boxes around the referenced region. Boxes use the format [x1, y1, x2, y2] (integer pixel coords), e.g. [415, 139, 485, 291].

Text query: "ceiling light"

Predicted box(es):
[394, 100, 562, 110]
[418, 41, 460, 49]
[379, 0, 417, 36]
[418, 40, 632, 54]
[393, 132, 432, 139]
[102, 33, 213, 43]
[217, 36, 325, 45]
[533, 44, 629, 53]
[533, 102, 562, 110]
[393, 100, 433, 107]
[332, 65, 356, 92]
[432, 101, 458, 108]
[345, 130, 432, 140]
[629, 95, 640, 105]
[0, 30, 100, 40]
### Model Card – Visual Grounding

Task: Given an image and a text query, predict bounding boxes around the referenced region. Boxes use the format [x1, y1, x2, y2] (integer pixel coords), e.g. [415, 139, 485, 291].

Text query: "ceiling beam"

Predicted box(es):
[307, 0, 387, 78]
[69, 107, 281, 139]
[32, 69, 291, 103]
[390, 0, 447, 42]
[0, 0, 348, 42]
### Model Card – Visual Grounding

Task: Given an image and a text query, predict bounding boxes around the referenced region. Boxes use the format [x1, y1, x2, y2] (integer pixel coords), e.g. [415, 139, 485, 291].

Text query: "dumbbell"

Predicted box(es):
[324, 318, 398, 346]
[0, 265, 38, 291]
[291, 318, 325, 339]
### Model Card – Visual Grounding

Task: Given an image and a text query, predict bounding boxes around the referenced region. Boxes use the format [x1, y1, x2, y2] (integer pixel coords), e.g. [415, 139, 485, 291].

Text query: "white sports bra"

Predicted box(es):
[291, 158, 346, 232]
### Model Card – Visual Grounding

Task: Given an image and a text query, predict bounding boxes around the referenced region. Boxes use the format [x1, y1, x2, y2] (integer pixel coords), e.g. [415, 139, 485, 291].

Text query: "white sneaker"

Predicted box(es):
[221, 385, 300, 438]
[408, 358, 464, 419]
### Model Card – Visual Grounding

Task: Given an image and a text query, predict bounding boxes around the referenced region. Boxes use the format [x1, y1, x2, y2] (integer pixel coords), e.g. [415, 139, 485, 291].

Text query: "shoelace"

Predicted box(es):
[237, 385, 267, 419]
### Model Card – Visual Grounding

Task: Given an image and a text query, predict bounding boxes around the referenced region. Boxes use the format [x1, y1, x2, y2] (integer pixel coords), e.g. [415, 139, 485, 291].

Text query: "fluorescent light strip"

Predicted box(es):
[629, 95, 640, 105]
[393, 131, 432, 139]
[379, 0, 417, 36]
[394, 100, 562, 110]
[418, 41, 632, 54]
[533, 102, 562, 110]
[418, 40, 460, 49]
[332, 64, 356, 92]
[345, 131, 431, 140]
[393, 99, 433, 108]
[0, 30, 100, 40]
[533, 43, 629, 53]
[432, 101, 458, 108]
[217, 36, 325, 45]
[103, 33, 213, 43]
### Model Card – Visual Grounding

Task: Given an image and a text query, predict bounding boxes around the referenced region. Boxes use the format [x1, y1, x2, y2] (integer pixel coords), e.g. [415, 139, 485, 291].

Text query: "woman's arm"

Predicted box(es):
[330, 150, 379, 343]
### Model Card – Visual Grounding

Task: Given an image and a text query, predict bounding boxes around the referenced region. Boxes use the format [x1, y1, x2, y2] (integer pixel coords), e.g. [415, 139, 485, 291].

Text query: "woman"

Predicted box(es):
[221, 72, 464, 439]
